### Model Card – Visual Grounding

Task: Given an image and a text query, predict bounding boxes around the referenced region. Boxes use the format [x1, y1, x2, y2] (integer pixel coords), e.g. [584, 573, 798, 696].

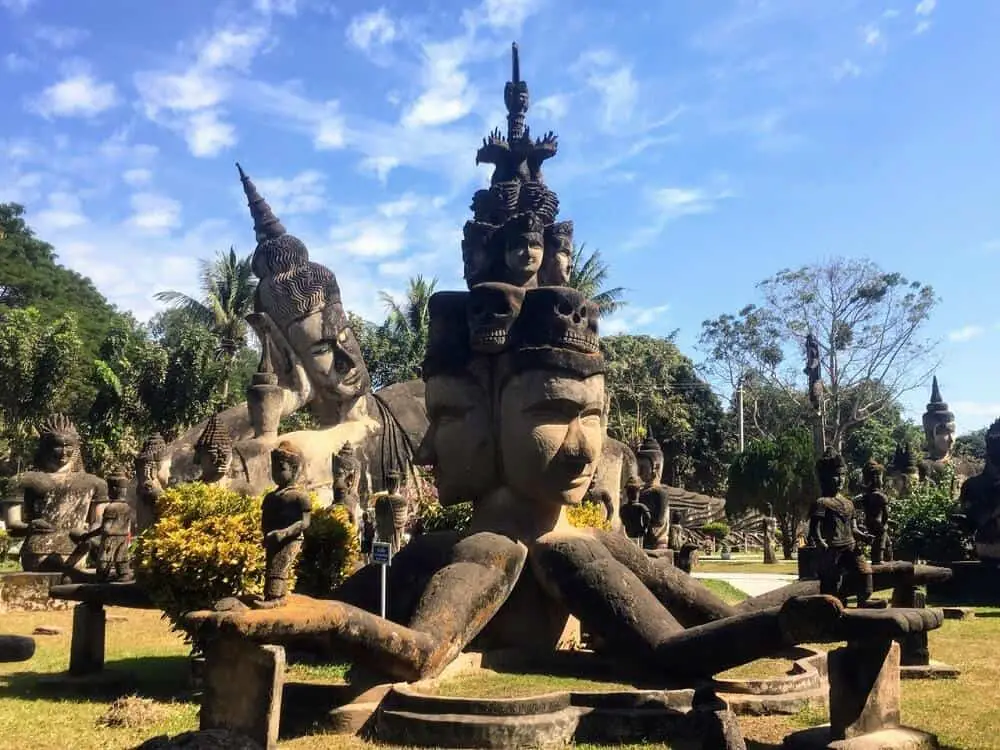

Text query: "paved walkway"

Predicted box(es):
[692, 572, 798, 597]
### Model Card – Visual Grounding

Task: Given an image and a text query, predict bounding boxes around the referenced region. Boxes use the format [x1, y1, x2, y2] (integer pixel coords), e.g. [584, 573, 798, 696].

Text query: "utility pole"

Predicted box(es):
[737, 376, 745, 453]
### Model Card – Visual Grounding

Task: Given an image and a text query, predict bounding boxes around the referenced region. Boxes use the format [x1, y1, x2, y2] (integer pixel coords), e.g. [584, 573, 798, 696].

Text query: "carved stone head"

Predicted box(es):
[271, 441, 304, 489]
[107, 471, 129, 501]
[332, 443, 361, 494]
[816, 447, 847, 497]
[462, 221, 497, 288]
[922, 376, 956, 461]
[636, 437, 664, 486]
[862, 459, 884, 491]
[136, 433, 170, 486]
[194, 414, 233, 483]
[467, 283, 525, 354]
[624, 475, 641, 504]
[34, 414, 81, 473]
[496, 212, 545, 286]
[239, 164, 372, 414]
[513, 286, 599, 354]
[540, 221, 573, 286]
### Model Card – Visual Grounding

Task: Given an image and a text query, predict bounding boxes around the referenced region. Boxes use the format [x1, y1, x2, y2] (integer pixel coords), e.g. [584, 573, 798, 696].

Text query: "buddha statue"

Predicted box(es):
[636, 437, 670, 549]
[190, 46, 947, 688]
[134, 433, 170, 531]
[256, 442, 312, 608]
[920, 376, 960, 495]
[955, 418, 1000, 564]
[332, 443, 362, 526]
[2, 415, 108, 573]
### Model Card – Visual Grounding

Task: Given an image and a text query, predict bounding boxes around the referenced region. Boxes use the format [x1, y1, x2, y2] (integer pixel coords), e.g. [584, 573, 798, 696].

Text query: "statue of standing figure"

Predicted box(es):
[332, 443, 362, 527]
[857, 459, 892, 564]
[374, 471, 408, 553]
[70, 471, 134, 582]
[762, 503, 777, 565]
[808, 448, 874, 606]
[256, 442, 312, 609]
[636, 437, 670, 549]
[2, 415, 108, 574]
[134, 433, 170, 532]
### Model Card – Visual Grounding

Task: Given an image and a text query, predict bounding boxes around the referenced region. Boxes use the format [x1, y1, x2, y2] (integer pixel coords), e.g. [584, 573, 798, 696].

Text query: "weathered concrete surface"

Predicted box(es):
[0, 571, 69, 612]
[69, 601, 105, 676]
[784, 725, 939, 749]
[829, 640, 900, 740]
[50, 582, 155, 609]
[201, 638, 285, 750]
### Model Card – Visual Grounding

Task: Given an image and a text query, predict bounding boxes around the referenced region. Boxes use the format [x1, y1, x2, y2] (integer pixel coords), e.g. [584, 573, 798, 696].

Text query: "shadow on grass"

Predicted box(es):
[0, 655, 196, 703]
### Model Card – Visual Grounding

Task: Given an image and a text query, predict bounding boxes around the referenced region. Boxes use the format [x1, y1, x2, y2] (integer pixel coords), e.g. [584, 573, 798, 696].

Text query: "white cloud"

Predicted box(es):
[329, 218, 407, 258]
[948, 325, 986, 343]
[33, 192, 87, 232]
[914, 20, 931, 34]
[622, 183, 733, 250]
[252, 171, 326, 214]
[402, 39, 477, 128]
[122, 168, 153, 187]
[952, 401, 1000, 425]
[833, 59, 862, 81]
[573, 50, 638, 132]
[30, 66, 118, 118]
[4, 52, 32, 72]
[135, 69, 227, 114]
[480, 0, 536, 30]
[34, 25, 89, 50]
[534, 94, 570, 121]
[253, 0, 297, 16]
[127, 193, 182, 234]
[915, 0, 936, 16]
[861, 24, 883, 47]
[883, 9, 901, 19]
[196, 27, 268, 71]
[184, 110, 236, 157]
[0, 0, 35, 13]
[603, 305, 670, 336]
[346, 8, 398, 52]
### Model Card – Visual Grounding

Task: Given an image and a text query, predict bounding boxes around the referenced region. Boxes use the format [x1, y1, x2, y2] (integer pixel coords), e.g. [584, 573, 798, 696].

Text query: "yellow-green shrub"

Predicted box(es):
[134, 483, 264, 625]
[568, 502, 612, 531]
[296, 503, 360, 596]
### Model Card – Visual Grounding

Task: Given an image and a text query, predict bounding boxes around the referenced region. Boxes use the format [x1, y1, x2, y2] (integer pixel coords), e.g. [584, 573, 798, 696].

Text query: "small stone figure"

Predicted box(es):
[584, 475, 614, 524]
[808, 448, 874, 606]
[636, 437, 671, 549]
[360, 509, 375, 555]
[332, 443, 362, 527]
[70, 471, 134, 582]
[619, 476, 649, 544]
[374, 471, 407, 553]
[857, 459, 892, 564]
[256, 442, 312, 609]
[134, 433, 170, 532]
[888, 441, 920, 497]
[804, 333, 823, 412]
[762, 503, 777, 565]
[667, 509, 699, 573]
[955, 418, 1000, 563]
[1, 415, 108, 573]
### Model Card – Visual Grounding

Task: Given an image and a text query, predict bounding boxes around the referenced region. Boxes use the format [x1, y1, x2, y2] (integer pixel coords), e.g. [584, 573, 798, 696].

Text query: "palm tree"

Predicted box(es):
[378, 275, 437, 381]
[155, 247, 257, 400]
[567, 243, 626, 317]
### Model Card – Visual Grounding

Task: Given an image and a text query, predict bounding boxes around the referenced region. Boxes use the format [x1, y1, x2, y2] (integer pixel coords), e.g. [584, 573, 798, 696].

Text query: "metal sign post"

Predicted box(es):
[372, 541, 393, 619]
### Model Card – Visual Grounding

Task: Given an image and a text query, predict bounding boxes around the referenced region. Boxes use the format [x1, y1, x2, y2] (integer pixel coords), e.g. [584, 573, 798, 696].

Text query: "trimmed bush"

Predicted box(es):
[297, 504, 360, 596]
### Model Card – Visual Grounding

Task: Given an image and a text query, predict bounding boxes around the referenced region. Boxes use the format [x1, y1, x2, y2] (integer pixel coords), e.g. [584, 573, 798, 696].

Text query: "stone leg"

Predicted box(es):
[69, 601, 105, 676]
[890, 587, 928, 666]
[201, 636, 285, 750]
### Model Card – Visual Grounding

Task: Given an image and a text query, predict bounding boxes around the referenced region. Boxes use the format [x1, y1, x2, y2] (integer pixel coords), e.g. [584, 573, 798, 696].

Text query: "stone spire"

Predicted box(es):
[237, 162, 286, 242]
[504, 42, 529, 142]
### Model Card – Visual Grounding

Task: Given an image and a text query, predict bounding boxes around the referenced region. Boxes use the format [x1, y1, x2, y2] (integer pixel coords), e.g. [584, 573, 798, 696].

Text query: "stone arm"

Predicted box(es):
[852, 516, 874, 545]
[806, 503, 826, 547]
[246, 311, 314, 417]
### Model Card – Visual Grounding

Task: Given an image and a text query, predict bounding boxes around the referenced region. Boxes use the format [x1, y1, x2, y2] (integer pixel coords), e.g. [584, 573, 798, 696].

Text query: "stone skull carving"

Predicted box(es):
[467, 282, 526, 354]
[516, 287, 599, 354]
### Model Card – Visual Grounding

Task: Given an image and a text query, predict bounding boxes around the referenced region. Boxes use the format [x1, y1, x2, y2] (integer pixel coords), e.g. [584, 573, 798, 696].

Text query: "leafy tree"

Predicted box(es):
[700, 259, 938, 451]
[155, 247, 257, 400]
[0, 203, 119, 359]
[568, 243, 626, 317]
[726, 429, 819, 559]
[954, 428, 987, 462]
[892, 466, 972, 562]
[0, 308, 84, 472]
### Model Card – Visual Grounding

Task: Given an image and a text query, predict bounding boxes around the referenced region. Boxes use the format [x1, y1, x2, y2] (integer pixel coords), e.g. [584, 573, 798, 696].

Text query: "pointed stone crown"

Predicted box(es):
[922, 376, 955, 427]
[138, 433, 167, 461]
[194, 414, 232, 465]
[37, 413, 79, 441]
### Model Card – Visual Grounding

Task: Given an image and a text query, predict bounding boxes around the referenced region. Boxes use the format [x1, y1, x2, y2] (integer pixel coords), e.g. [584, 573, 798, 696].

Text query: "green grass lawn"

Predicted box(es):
[1, 603, 999, 749]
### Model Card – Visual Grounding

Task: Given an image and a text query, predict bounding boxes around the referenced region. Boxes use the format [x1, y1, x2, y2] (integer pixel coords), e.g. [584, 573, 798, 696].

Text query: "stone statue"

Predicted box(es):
[920, 376, 959, 494]
[374, 471, 407, 554]
[888, 441, 920, 497]
[636, 437, 670, 549]
[256, 442, 312, 608]
[134, 433, 170, 532]
[808, 448, 874, 606]
[1, 415, 108, 573]
[857, 459, 891, 565]
[540, 220, 573, 286]
[69, 471, 134, 582]
[191, 44, 946, 689]
[584, 475, 614, 524]
[619, 476, 649, 543]
[332, 443, 362, 526]
[762, 503, 777, 565]
[955, 418, 1000, 563]
[804, 333, 823, 412]
[360, 509, 375, 555]
[195, 414, 236, 485]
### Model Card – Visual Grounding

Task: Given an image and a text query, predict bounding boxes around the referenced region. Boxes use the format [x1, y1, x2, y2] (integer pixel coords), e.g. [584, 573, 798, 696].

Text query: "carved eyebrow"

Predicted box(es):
[525, 397, 602, 414]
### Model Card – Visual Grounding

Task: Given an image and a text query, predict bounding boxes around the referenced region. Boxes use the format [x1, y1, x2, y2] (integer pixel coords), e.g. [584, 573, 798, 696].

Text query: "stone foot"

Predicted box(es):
[250, 597, 288, 610]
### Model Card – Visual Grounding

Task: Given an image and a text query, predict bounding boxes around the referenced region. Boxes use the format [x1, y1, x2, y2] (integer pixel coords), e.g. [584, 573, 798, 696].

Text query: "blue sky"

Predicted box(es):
[1, 0, 998, 433]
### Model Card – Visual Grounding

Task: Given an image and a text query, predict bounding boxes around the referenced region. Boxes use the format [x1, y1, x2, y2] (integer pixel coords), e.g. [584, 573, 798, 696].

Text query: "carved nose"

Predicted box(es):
[560, 418, 597, 465]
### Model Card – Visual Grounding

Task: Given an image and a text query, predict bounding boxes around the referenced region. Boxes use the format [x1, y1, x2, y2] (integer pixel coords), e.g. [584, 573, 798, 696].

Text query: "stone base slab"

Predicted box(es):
[784, 725, 939, 749]
[0, 571, 69, 612]
[899, 661, 960, 680]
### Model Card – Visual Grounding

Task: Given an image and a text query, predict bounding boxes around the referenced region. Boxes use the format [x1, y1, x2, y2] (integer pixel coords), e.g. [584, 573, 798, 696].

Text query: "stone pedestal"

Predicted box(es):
[783, 640, 939, 750]
[69, 602, 105, 676]
[926, 560, 1000, 606]
[890, 586, 959, 680]
[201, 637, 286, 750]
[0, 634, 35, 662]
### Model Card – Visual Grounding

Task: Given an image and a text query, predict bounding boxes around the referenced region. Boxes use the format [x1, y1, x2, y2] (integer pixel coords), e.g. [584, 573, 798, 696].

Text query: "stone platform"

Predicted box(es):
[784, 726, 938, 749]
[0, 571, 69, 612]
[926, 561, 1000, 606]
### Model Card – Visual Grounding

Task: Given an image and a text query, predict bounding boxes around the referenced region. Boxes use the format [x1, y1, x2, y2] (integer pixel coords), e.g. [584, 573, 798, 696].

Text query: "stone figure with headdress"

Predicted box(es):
[919, 376, 961, 495]
[332, 442, 362, 526]
[70, 470, 134, 582]
[134, 433, 170, 531]
[1, 415, 108, 574]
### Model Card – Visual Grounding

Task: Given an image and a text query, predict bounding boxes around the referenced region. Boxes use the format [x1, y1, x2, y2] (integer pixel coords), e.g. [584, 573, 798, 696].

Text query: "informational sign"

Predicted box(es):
[372, 541, 392, 565]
